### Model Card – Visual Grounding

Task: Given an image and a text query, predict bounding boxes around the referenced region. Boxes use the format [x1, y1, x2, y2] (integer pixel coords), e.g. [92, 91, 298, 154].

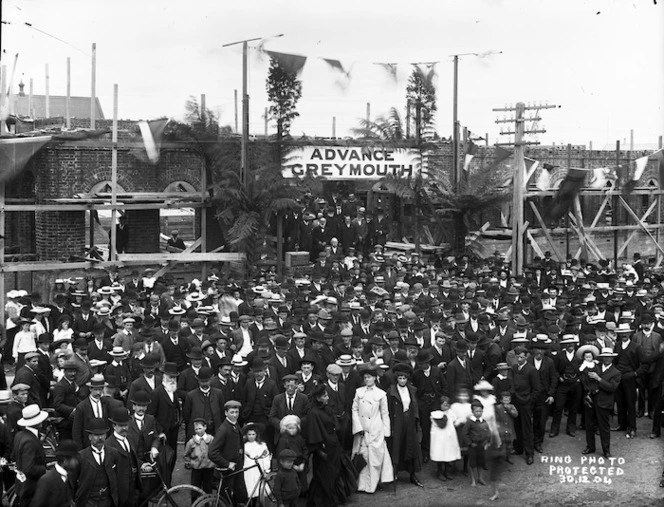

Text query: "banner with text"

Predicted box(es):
[282, 146, 425, 180]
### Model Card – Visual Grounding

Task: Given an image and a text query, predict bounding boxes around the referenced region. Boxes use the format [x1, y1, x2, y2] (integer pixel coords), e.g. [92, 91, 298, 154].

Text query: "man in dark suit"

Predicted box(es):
[127, 390, 162, 463]
[147, 363, 182, 464]
[88, 322, 113, 364]
[412, 349, 447, 462]
[71, 418, 120, 507]
[12, 352, 48, 408]
[512, 346, 542, 465]
[12, 405, 47, 507]
[465, 332, 486, 385]
[29, 440, 78, 507]
[446, 340, 473, 398]
[183, 367, 225, 440]
[35, 333, 53, 386]
[209, 400, 247, 505]
[72, 299, 96, 341]
[268, 336, 295, 389]
[242, 358, 279, 444]
[126, 353, 161, 408]
[177, 347, 204, 396]
[613, 324, 640, 438]
[161, 320, 191, 372]
[550, 335, 582, 438]
[52, 360, 84, 441]
[583, 348, 622, 458]
[72, 374, 112, 450]
[528, 338, 558, 453]
[106, 407, 142, 507]
[268, 374, 310, 444]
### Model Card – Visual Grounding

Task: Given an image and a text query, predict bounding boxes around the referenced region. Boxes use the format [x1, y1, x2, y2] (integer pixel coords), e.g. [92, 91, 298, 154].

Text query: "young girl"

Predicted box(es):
[243, 423, 271, 502]
[578, 345, 600, 406]
[183, 419, 215, 496]
[430, 395, 460, 481]
[53, 315, 74, 344]
[449, 387, 473, 476]
[276, 415, 307, 495]
[12, 318, 35, 369]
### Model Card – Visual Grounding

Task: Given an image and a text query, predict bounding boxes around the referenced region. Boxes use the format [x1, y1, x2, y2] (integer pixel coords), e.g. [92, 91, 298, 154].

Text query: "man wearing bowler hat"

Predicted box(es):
[528, 335, 558, 453]
[446, 340, 473, 399]
[106, 407, 141, 507]
[147, 362, 181, 467]
[268, 335, 295, 388]
[550, 334, 582, 438]
[71, 418, 121, 507]
[178, 347, 206, 395]
[183, 366, 224, 440]
[512, 346, 542, 465]
[161, 319, 191, 372]
[71, 338, 93, 390]
[242, 358, 278, 431]
[127, 390, 161, 466]
[52, 359, 84, 441]
[13, 404, 47, 507]
[126, 353, 161, 409]
[582, 347, 621, 458]
[613, 322, 640, 438]
[73, 374, 112, 450]
[412, 348, 446, 462]
[268, 374, 310, 445]
[209, 400, 247, 505]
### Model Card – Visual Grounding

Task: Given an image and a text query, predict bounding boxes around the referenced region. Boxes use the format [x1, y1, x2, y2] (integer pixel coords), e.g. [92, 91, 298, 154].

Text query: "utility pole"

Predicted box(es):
[234, 89, 238, 133]
[223, 34, 284, 188]
[494, 101, 558, 275]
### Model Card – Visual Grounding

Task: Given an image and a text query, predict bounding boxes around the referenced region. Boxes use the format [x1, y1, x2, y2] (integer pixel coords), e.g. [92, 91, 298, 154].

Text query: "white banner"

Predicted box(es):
[282, 146, 425, 180]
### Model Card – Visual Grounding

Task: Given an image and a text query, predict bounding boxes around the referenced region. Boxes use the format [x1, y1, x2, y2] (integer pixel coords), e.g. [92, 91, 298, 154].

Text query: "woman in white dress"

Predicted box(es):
[351, 364, 394, 493]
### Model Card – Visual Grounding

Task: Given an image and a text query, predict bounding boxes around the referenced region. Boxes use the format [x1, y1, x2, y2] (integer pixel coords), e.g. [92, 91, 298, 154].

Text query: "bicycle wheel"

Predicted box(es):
[156, 484, 206, 507]
[258, 471, 278, 507]
[5, 485, 17, 507]
[192, 493, 230, 507]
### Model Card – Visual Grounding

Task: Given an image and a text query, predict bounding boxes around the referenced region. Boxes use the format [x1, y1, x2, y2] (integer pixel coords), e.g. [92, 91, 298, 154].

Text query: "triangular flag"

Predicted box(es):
[323, 58, 350, 76]
[545, 168, 587, 221]
[375, 63, 398, 82]
[265, 51, 307, 76]
[463, 140, 479, 171]
[633, 155, 649, 181]
[525, 158, 540, 186]
[0, 136, 51, 183]
[139, 119, 168, 164]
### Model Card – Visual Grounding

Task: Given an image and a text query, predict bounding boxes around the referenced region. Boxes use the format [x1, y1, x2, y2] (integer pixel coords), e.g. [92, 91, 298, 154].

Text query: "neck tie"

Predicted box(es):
[288, 396, 293, 411]
[136, 419, 143, 430]
[93, 449, 103, 466]
[120, 438, 129, 453]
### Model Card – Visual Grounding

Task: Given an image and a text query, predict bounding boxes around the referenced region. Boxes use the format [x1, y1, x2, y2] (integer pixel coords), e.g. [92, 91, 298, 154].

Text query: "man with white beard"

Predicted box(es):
[147, 362, 182, 466]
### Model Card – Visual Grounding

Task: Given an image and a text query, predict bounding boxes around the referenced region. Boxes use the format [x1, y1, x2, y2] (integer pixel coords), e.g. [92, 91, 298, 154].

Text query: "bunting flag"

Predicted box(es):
[374, 62, 398, 82]
[322, 58, 353, 90]
[544, 168, 587, 221]
[492, 146, 513, 167]
[0, 136, 51, 183]
[588, 166, 617, 189]
[463, 140, 479, 171]
[265, 50, 308, 76]
[138, 119, 168, 165]
[621, 155, 649, 195]
[525, 158, 539, 186]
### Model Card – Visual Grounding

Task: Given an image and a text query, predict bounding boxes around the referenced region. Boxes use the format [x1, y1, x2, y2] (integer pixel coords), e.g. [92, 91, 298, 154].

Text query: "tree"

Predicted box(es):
[266, 58, 303, 139]
[406, 66, 437, 140]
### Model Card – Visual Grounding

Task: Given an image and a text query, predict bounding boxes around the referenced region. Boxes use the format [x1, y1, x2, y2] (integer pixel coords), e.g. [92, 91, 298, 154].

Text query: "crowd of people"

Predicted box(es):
[0, 197, 663, 506]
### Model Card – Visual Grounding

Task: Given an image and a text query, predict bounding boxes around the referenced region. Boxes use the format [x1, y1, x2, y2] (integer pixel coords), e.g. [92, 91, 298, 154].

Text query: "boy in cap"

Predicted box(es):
[272, 449, 301, 507]
[209, 400, 247, 505]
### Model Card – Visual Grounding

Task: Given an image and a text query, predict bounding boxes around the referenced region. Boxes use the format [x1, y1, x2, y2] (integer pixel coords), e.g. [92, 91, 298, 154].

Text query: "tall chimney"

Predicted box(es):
[18, 80, 25, 96]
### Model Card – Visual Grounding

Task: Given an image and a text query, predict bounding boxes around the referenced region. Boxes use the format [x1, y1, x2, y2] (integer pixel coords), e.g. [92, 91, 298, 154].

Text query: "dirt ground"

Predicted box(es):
[170, 415, 663, 507]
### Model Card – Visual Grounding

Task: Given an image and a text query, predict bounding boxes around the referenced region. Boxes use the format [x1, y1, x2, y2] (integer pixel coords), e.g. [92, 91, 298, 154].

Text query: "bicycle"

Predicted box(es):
[139, 458, 206, 507]
[192, 451, 278, 507]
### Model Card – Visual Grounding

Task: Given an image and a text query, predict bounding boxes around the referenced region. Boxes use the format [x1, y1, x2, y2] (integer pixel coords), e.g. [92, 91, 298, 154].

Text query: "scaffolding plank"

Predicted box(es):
[117, 252, 244, 262]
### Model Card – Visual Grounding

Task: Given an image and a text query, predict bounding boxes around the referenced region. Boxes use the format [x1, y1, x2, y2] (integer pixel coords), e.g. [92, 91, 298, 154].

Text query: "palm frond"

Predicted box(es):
[227, 212, 260, 244]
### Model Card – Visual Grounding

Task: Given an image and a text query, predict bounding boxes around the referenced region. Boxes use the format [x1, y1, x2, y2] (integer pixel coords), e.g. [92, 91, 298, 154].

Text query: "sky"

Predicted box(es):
[2, 0, 663, 148]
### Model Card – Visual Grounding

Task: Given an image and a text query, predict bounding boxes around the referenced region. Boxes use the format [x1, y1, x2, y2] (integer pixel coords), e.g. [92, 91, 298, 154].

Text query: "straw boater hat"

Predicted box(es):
[598, 347, 618, 358]
[17, 404, 48, 427]
[86, 374, 108, 388]
[559, 334, 579, 345]
[615, 323, 633, 334]
[474, 380, 494, 391]
[109, 346, 128, 358]
[576, 344, 600, 360]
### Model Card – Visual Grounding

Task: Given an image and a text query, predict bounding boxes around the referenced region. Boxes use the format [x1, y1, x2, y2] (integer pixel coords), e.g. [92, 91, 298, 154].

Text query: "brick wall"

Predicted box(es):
[35, 210, 86, 260]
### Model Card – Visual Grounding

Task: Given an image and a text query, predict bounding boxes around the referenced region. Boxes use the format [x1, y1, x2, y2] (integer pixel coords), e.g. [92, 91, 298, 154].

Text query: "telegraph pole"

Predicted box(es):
[223, 34, 283, 188]
[494, 102, 558, 275]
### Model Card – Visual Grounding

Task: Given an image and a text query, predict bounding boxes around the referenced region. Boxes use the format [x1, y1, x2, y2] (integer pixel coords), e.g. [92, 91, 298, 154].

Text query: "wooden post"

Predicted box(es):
[200, 156, 208, 279]
[0, 66, 6, 135]
[45, 64, 50, 118]
[66, 57, 71, 129]
[91, 43, 96, 129]
[452, 55, 459, 191]
[613, 141, 619, 267]
[589, 140, 593, 151]
[332, 117, 336, 138]
[234, 89, 238, 133]
[485, 133, 489, 146]
[28, 78, 33, 118]
[630, 129, 634, 152]
[264, 107, 268, 138]
[241, 42, 249, 188]
[366, 102, 370, 122]
[110, 84, 118, 262]
[0, 180, 5, 346]
[511, 103, 526, 275]
[406, 100, 410, 139]
[276, 214, 283, 277]
[201, 93, 206, 123]
[657, 192, 662, 265]
[89, 208, 95, 254]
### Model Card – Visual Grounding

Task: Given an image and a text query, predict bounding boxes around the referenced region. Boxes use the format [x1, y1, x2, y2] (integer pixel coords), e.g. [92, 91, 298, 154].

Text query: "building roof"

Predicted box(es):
[12, 95, 105, 120]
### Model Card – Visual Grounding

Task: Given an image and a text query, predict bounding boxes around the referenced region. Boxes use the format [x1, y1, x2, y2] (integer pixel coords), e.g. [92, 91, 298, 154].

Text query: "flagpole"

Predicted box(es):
[223, 34, 284, 188]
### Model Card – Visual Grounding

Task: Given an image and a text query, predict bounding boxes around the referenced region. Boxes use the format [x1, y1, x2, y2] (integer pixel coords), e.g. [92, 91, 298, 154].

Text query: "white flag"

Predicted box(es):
[633, 155, 648, 181]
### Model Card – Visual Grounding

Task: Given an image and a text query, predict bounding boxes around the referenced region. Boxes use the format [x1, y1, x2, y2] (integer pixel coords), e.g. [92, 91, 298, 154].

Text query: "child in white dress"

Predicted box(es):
[242, 423, 271, 501]
[430, 395, 460, 481]
[449, 387, 473, 475]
